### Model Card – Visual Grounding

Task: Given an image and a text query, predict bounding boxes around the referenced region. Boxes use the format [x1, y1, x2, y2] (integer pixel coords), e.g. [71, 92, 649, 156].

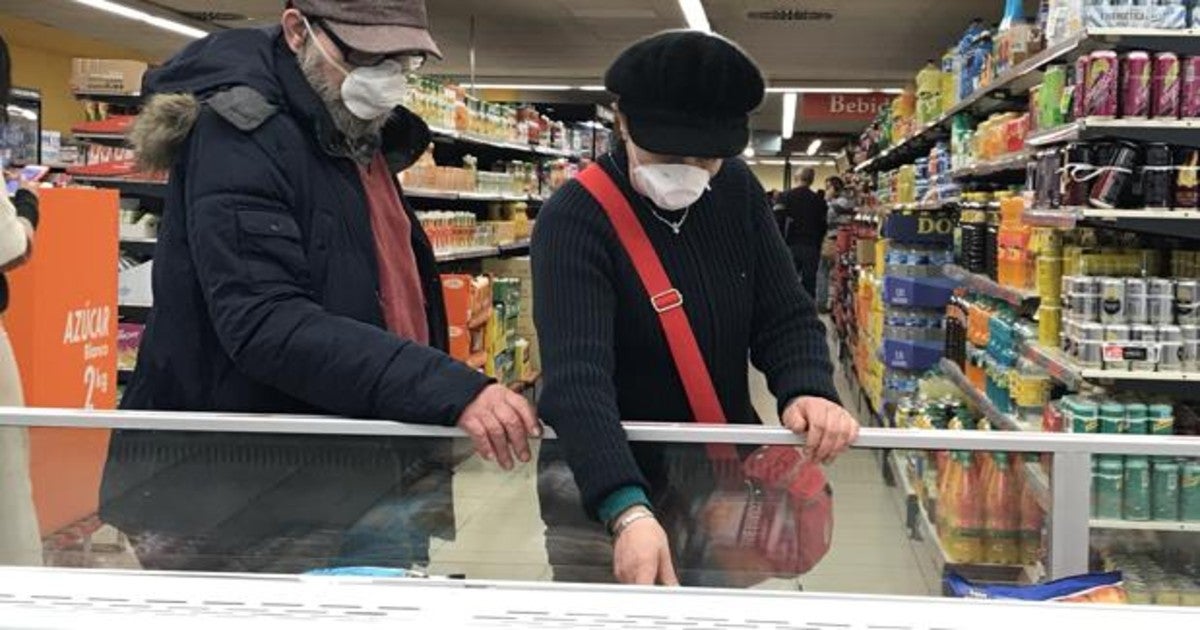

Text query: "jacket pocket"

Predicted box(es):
[235, 209, 309, 288]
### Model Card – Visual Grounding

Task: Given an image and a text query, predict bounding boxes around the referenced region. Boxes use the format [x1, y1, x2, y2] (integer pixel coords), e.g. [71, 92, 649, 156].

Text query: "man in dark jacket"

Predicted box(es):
[99, 0, 536, 573]
[774, 167, 827, 296]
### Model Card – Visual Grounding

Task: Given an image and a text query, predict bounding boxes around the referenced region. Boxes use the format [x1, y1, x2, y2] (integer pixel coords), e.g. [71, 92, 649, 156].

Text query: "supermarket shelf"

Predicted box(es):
[72, 131, 127, 146]
[1023, 206, 1200, 240]
[434, 240, 529, 263]
[72, 91, 142, 108]
[947, 150, 1033, 179]
[408, 188, 544, 203]
[1026, 118, 1200, 147]
[888, 450, 953, 575]
[1090, 518, 1200, 533]
[1079, 368, 1198, 382]
[428, 126, 579, 159]
[854, 29, 1200, 174]
[891, 200, 958, 212]
[939, 358, 1023, 431]
[73, 176, 167, 198]
[942, 264, 1039, 310]
[1020, 342, 1086, 391]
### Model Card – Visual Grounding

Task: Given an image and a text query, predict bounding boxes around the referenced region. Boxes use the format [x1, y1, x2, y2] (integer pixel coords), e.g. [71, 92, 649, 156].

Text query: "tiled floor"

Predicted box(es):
[430, 322, 942, 596]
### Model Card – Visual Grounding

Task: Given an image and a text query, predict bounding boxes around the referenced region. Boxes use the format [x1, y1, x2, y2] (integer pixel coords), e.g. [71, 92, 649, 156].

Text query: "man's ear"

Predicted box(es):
[281, 8, 307, 53]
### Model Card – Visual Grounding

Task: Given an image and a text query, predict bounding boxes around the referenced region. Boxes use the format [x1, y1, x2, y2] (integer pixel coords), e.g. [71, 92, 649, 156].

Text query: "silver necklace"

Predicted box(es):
[648, 205, 691, 234]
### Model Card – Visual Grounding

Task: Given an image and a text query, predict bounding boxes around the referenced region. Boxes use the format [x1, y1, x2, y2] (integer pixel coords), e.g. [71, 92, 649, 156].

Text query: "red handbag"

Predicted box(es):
[576, 165, 833, 577]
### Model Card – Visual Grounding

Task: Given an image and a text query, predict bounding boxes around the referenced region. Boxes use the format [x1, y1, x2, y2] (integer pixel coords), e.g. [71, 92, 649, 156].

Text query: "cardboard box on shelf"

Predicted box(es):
[441, 274, 473, 326]
[71, 59, 148, 95]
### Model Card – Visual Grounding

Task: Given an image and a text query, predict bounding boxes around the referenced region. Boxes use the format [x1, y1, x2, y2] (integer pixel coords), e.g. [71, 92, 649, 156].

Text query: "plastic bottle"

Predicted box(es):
[1017, 454, 1044, 565]
[917, 60, 943, 125]
[944, 451, 983, 563]
[984, 452, 1021, 565]
[1000, 0, 1023, 31]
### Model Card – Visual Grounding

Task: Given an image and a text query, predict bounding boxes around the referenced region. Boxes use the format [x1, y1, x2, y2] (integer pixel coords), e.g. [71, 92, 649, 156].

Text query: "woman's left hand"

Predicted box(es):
[781, 397, 860, 464]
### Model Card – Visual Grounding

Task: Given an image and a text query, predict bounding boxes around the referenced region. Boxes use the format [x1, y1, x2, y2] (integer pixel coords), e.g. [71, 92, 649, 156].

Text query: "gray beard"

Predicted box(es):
[298, 40, 388, 160]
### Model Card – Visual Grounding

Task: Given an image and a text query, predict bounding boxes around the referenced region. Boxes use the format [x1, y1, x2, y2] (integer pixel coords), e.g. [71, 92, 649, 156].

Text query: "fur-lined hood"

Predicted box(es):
[131, 26, 430, 174]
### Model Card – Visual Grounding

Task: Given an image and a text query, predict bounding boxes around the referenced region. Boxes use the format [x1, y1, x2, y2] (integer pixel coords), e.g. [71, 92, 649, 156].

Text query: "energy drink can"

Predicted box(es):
[1101, 277, 1127, 324]
[1142, 144, 1173, 209]
[1121, 52, 1151, 119]
[1086, 51, 1120, 118]
[1153, 52, 1181, 119]
[1089, 141, 1139, 209]
[1184, 56, 1200, 118]
[1062, 143, 1095, 207]
[1175, 148, 1200, 208]
[1073, 55, 1090, 121]
[1125, 277, 1149, 324]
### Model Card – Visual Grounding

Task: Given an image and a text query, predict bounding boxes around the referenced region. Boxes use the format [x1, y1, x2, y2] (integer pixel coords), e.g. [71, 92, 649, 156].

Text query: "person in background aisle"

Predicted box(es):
[814, 176, 856, 312]
[532, 30, 859, 587]
[99, 0, 536, 572]
[0, 34, 44, 568]
[775, 167, 827, 297]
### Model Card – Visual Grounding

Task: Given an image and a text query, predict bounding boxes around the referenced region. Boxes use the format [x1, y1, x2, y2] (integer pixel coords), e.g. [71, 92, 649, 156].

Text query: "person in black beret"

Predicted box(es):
[532, 30, 859, 587]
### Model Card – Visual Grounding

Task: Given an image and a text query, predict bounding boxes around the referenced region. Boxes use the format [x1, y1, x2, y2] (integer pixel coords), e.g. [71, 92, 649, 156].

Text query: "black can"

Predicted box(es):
[1176, 148, 1200, 209]
[1089, 141, 1139, 209]
[1037, 150, 1063, 209]
[1142, 143, 1173, 209]
[1062, 143, 1095, 208]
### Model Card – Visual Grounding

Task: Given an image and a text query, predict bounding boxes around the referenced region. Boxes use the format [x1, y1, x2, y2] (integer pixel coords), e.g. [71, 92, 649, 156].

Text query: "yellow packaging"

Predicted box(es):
[1038, 305, 1062, 348]
[1037, 256, 1064, 304]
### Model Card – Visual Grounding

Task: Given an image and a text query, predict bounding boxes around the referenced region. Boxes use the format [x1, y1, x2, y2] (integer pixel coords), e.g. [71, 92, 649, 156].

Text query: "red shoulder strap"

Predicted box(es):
[576, 164, 738, 462]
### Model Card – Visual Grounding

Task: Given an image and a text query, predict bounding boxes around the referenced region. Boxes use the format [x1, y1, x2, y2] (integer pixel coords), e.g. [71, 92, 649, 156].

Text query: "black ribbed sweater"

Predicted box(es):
[530, 150, 839, 518]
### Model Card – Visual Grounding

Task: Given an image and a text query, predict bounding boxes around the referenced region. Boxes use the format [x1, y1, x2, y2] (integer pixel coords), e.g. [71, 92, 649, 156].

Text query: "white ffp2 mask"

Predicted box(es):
[628, 147, 712, 211]
[304, 17, 410, 121]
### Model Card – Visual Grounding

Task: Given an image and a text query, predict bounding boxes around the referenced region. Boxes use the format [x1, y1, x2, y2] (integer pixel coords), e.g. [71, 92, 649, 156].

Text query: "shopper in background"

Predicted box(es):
[814, 176, 856, 311]
[775, 167, 828, 297]
[532, 30, 858, 587]
[99, 0, 536, 572]
[0, 33, 44, 567]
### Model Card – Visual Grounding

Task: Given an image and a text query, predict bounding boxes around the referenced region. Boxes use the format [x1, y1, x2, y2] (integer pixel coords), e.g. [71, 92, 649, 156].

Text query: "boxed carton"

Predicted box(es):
[71, 59, 148, 95]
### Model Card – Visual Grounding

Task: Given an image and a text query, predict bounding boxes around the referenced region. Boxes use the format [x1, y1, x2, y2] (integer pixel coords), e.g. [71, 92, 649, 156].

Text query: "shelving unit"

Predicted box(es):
[938, 358, 1025, 431]
[1023, 206, 1200, 240]
[433, 239, 531, 264]
[407, 188, 545, 204]
[948, 150, 1033, 179]
[427, 125, 579, 160]
[1026, 117, 1200, 148]
[855, 28, 1200, 175]
[72, 176, 166, 199]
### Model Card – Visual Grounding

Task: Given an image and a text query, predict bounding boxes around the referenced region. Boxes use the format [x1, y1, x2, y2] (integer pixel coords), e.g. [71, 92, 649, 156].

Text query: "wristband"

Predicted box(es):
[610, 508, 655, 540]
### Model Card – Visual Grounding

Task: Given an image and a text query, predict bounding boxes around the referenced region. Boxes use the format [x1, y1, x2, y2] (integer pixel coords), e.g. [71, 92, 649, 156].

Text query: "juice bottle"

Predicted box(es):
[983, 452, 1021, 565]
[917, 60, 943, 125]
[944, 451, 983, 563]
[1017, 454, 1044, 565]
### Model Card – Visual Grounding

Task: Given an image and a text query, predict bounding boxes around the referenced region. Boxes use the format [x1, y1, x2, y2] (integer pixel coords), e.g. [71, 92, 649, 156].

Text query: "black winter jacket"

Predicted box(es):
[100, 27, 484, 546]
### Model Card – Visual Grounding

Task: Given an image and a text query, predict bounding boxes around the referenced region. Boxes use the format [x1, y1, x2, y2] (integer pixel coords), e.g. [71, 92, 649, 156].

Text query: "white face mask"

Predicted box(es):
[304, 17, 409, 121]
[628, 143, 713, 211]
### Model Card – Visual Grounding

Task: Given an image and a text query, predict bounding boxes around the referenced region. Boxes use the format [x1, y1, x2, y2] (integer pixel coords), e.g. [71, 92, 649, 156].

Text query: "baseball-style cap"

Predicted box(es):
[292, 0, 443, 59]
[605, 30, 765, 158]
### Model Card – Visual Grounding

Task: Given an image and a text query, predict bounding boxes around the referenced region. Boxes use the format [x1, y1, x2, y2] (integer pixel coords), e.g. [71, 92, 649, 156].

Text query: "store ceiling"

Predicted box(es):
[0, 0, 1029, 136]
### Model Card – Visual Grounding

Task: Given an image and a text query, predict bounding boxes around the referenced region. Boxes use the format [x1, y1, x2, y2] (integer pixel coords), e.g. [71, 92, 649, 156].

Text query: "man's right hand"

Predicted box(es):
[612, 509, 679, 586]
[456, 384, 539, 470]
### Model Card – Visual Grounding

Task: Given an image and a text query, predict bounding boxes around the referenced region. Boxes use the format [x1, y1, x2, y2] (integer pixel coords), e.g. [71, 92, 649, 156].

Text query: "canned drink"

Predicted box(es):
[1149, 295, 1176, 325]
[1130, 323, 1159, 371]
[1099, 402, 1126, 434]
[1124, 456, 1152, 521]
[1148, 404, 1175, 435]
[1038, 305, 1062, 348]
[1182, 460, 1200, 522]
[1151, 459, 1181, 522]
[1148, 277, 1175, 296]
[1141, 144, 1173, 209]
[1079, 339, 1104, 368]
[1104, 324, 1132, 370]
[1076, 291, 1101, 322]
[1037, 257, 1064, 302]
[1184, 325, 1199, 341]
[1175, 148, 1200, 208]
[1184, 339, 1200, 372]
[1074, 55, 1090, 120]
[1159, 325, 1184, 342]
[1177, 280, 1199, 325]
[1089, 141, 1139, 209]
[1087, 51, 1120, 118]
[1153, 52, 1181, 118]
[1160, 341, 1184, 372]
[1125, 278, 1149, 324]
[1062, 143, 1095, 207]
[1074, 400, 1099, 434]
[1183, 56, 1200, 118]
[1100, 278, 1127, 324]
[1095, 455, 1125, 519]
[1122, 52, 1152, 118]
[1126, 403, 1148, 435]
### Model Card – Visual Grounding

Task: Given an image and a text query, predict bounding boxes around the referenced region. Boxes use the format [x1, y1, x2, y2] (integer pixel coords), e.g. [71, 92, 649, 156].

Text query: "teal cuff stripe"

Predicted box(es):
[598, 486, 652, 526]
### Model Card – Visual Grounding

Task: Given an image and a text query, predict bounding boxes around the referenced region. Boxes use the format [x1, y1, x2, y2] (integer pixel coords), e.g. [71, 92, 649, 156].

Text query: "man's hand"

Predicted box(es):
[457, 384, 539, 470]
[612, 508, 679, 586]
[782, 397, 859, 464]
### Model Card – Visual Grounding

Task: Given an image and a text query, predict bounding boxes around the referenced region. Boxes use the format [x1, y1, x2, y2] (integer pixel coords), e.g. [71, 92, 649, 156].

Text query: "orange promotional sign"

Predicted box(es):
[6, 187, 119, 534]
[800, 93, 892, 122]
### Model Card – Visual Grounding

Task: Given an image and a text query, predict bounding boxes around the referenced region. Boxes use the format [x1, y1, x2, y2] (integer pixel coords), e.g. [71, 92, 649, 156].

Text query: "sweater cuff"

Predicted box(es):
[598, 485, 652, 528]
[12, 190, 38, 229]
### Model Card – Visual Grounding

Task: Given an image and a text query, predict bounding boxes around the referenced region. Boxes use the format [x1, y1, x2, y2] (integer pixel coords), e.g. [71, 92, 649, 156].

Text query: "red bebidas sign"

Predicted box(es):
[800, 93, 892, 122]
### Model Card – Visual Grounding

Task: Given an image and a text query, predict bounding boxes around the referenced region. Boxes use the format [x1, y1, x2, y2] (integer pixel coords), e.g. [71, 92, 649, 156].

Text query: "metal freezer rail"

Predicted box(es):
[0, 567, 1195, 629]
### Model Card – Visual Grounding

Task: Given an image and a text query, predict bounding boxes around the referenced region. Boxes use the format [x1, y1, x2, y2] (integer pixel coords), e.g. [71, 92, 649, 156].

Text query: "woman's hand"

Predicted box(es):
[782, 397, 860, 464]
[612, 508, 679, 586]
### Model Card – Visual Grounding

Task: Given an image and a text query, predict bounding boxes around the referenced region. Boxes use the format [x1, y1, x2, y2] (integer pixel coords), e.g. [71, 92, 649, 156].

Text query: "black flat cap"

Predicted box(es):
[605, 30, 765, 158]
